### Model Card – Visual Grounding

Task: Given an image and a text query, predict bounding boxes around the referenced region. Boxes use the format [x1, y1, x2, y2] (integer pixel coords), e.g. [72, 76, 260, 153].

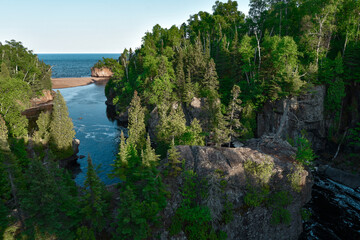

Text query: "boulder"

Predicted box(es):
[257, 85, 326, 151]
[91, 67, 113, 78]
[159, 137, 313, 240]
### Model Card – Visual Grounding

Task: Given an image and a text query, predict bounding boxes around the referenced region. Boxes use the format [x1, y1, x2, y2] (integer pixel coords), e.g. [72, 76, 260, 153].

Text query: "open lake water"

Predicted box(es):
[38, 53, 123, 185]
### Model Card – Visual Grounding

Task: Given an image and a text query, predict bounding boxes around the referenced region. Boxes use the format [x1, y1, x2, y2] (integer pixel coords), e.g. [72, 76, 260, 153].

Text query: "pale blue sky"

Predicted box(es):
[0, 0, 249, 53]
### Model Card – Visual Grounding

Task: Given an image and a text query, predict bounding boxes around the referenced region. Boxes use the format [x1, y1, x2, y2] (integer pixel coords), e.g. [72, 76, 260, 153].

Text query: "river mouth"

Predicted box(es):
[58, 82, 126, 185]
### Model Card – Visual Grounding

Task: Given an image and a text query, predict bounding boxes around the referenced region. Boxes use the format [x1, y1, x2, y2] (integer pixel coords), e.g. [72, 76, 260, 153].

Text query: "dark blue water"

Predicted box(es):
[39, 54, 123, 185]
[37, 53, 120, 78]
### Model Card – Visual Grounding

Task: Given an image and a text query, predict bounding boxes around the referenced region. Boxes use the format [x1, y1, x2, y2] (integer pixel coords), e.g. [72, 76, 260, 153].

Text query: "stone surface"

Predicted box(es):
[91, 67, 113, 77]
[30, 90, 54, 107]
[159, 137, 313, 240]
[257, 85, 326, 151]
[318, 165, 360, 189]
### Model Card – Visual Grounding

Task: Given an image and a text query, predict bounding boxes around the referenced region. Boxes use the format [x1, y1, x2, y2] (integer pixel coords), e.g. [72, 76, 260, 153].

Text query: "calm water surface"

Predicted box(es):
[38, 53, 120, 78]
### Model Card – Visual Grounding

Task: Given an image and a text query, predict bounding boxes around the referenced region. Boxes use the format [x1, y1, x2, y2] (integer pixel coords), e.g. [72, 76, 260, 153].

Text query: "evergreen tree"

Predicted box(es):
[20, 160, 80, 239]
[81, 155, 109, 235]
[50, 90, 75, 157]
[127, 91, 146, 148]
[141, 135, 159, 168]
[156, 104, 187, 144]
[167, 138, 182, 176]
[226, 85, 243, 146]
[113, 131, 128, 180]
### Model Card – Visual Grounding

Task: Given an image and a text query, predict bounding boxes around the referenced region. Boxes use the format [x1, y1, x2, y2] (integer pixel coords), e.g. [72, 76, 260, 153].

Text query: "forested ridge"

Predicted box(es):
[0, 0, 360, 239]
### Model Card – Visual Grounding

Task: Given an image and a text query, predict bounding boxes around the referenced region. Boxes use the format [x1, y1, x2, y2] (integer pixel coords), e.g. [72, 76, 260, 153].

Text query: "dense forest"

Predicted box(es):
[0, 0, 360, 239]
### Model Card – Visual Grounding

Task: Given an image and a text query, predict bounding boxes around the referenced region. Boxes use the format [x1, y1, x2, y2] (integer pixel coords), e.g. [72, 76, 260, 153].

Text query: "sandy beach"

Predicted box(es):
[52, 77, 110, 89]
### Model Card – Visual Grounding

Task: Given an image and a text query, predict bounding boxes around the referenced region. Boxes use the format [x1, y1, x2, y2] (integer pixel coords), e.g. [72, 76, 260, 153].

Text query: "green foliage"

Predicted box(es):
[20, 160, 80, 239]
[348, 122, 360, 148]
[81, 155, 110, 235]
[113, 186, 149, 240]
[244, 159, 274, 186]
[166, 139, 182, 177]
[0, 115, 9, 151]
[270, 207, 292, 225]
[0, 77, 31, 138]
[0, 200, 9, 237]
[156, 103, 187, 145]
[170, 170, 224, 240]
[50, 91, 75, 159]
[295, 132, 316, 166]
[287, 164, 305, 192]
[244, 186, 270, 207]
[76, 226, 96, 240]
[33, 111, 51, 144]
[0, 40, 52, 95]
[268, 191, 292, 225]
[177, 118, 205, 146]
[127, 91, 146, 148]
[9, 138, 30, 170]
[301, 208, 312, 222]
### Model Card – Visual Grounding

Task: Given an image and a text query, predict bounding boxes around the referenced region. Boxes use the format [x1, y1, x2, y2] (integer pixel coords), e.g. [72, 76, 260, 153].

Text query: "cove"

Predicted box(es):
[57, 82, 126, 185]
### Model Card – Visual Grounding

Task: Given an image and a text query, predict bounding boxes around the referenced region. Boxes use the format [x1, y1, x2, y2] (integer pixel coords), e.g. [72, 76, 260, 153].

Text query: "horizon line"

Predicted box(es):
[35, 52, 121, 54]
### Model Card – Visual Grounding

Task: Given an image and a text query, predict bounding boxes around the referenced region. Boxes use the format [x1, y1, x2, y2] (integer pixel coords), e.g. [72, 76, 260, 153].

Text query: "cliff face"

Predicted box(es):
[257, 85, 326, 151]
[91, 67, 113, 77]
[160, 137, 313, 240]
[22, 90, 54, 119]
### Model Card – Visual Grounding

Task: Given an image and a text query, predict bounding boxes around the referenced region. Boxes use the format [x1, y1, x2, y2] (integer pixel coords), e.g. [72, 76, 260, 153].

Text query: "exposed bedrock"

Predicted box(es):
[159, 136, 313, 240]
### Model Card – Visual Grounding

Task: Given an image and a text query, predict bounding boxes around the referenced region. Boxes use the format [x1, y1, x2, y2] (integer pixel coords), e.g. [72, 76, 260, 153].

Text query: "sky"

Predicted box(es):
[0, 0, 250, 53]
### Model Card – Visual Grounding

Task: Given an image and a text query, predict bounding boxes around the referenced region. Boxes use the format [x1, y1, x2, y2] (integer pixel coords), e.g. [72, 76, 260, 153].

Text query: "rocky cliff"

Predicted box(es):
[91, 67, 113, 77]
[22, 90, 54, 119]
[159, 136, 313, 240]
[257, 85, 326, 151]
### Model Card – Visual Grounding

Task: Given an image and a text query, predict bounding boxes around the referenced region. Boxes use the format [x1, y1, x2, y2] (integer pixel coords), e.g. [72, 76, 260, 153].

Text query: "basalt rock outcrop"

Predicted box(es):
[91, 67, 113, 78]
[257, 85, 326, 151]
[159, 136, 313, 240]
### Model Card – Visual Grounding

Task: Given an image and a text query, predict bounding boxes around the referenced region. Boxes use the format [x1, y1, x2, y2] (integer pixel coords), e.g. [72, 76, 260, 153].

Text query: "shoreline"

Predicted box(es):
[52, 77, 110, 89]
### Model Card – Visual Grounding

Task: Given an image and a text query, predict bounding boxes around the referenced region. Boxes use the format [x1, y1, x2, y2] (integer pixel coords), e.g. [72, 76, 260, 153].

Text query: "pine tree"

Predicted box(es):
[156, 104, 187, 144]
[226, 85, 243, 146]
[127, 91, 146, 149]
[141, 135, 159, 168]
[113, 131, 128, 180]
[203, 59, 219, 93]
[50, 90, 75, 157]
[82, 154, 109, 235]
[167, 139, 182, 176]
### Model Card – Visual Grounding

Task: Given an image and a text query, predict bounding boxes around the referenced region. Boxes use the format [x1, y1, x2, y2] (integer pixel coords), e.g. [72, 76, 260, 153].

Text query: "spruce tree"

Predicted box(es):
[156, 104, 187, 144]
[188, 118, 205, 146]
[167, 139, 182, 176]
[50, 90, 75, 157]
[82, 154, 109, 235]
[113, 131, 128, 180]
[141, 135, 159, 168]
[127, 91, 146, 149]
[226, 85, 243, 146]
